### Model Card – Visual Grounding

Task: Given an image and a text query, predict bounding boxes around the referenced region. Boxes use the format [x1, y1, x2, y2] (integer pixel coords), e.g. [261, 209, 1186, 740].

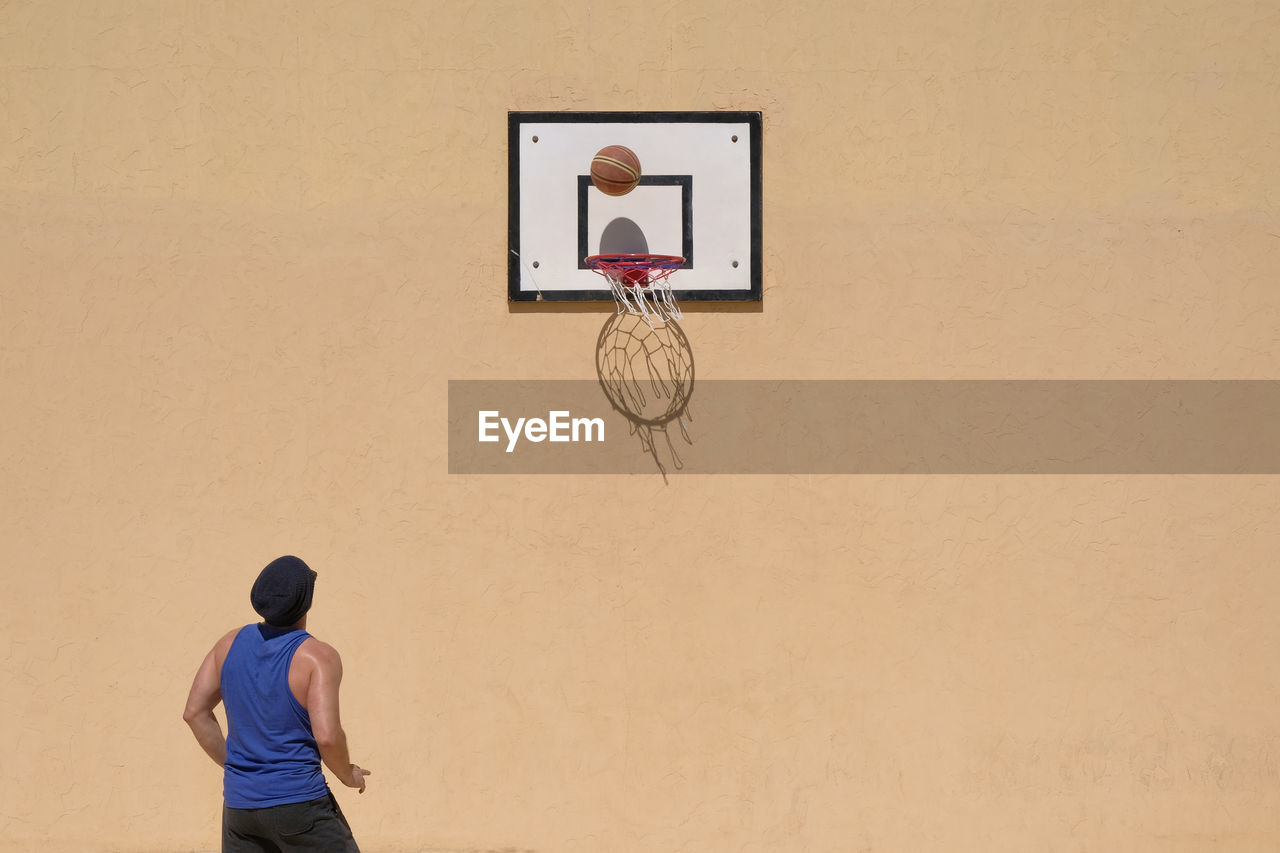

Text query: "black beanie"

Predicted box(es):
[250, 556, 317, 627]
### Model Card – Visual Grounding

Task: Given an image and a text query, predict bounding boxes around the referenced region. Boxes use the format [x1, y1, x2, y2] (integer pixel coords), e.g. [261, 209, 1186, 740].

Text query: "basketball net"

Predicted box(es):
[584, 254, 684, 328]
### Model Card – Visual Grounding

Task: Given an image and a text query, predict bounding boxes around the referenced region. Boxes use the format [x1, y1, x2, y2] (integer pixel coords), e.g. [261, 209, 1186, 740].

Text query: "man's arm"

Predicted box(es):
[182, 642, 228, 767]
[302, 640, 371, 793]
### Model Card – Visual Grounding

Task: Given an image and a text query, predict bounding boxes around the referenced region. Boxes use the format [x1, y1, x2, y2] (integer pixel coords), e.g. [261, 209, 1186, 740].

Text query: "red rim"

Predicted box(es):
[584, 253, 685, 272]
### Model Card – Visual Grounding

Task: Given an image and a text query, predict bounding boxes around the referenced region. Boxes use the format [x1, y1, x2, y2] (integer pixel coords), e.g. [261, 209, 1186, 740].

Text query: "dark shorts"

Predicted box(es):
[223, 792, 360, 853]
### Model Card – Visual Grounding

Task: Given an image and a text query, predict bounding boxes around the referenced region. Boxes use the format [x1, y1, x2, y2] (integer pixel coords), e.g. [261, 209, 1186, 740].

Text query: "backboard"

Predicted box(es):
[508, 111, 762, 303]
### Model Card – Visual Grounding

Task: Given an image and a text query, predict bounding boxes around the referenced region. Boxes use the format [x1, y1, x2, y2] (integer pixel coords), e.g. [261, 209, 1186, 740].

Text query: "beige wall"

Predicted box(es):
[3, 1, 1279, 851]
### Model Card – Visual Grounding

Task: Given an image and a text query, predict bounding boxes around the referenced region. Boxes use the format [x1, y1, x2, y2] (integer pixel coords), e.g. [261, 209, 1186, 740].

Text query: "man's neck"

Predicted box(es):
[258, 617, 306, 639]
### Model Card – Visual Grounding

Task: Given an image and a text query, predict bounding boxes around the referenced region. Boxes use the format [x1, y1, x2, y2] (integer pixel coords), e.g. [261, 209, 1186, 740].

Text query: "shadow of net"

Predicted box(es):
[595, 311, 695, 483]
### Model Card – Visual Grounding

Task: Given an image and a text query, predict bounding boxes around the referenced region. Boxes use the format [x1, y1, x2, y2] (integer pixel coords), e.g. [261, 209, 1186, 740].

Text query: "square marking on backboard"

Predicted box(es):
[508, 111, 762, 303]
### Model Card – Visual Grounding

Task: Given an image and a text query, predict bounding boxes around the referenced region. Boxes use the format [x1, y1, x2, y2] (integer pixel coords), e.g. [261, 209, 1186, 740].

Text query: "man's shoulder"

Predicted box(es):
[295, 635, 342, 669]
[210, 626, 247, 673]
[213, 626, 244, 655]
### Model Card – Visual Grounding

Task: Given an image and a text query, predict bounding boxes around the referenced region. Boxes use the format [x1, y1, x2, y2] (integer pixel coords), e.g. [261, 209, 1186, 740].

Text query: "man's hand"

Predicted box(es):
[347, 764, 372, 793]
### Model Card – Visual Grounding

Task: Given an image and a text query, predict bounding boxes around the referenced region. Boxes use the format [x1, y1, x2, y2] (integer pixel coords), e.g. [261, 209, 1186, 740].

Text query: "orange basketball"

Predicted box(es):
[590, 145, 642, 196]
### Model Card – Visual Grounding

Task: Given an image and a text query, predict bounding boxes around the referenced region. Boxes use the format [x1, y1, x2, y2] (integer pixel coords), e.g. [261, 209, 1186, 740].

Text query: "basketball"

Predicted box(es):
[590, 145, 642, 196]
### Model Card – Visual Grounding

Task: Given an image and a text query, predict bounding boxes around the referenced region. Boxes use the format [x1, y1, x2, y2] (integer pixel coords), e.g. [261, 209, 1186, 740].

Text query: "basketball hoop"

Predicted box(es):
[585, 253, 684, 325]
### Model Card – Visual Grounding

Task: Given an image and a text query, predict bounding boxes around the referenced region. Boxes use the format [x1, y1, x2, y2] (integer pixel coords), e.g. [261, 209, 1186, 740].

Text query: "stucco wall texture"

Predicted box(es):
[3, 1, 1279, 851]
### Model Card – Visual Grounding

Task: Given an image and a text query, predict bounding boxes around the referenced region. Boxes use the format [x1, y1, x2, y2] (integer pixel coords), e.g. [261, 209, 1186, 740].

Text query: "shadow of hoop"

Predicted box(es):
[595, 312, 695, 483]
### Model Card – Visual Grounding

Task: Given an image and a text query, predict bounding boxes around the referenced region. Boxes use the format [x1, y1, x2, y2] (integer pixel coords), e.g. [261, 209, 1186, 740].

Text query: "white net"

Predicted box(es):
[586, 254, 684, 328]
[606, 274, 682, 325]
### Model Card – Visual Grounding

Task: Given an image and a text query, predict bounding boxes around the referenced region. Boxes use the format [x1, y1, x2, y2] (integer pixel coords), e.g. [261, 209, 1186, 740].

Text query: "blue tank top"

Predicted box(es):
[221, 624, 330, 808]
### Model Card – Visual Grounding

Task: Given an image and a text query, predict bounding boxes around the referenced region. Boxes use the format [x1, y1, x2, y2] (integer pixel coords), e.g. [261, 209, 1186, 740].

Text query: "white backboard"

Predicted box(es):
[508, 111, 762, 303]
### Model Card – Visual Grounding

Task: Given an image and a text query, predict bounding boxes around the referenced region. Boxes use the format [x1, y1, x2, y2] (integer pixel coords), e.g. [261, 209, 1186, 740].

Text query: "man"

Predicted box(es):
[183, 555, 371, 852]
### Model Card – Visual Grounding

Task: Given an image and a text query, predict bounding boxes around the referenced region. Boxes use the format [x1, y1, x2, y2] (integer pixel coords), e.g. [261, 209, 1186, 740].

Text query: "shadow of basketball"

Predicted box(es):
[599, 217, 650, 254]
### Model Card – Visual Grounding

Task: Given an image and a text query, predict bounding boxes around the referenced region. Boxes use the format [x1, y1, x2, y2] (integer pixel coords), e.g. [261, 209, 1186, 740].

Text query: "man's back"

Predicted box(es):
[221, 624, 329, 808]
